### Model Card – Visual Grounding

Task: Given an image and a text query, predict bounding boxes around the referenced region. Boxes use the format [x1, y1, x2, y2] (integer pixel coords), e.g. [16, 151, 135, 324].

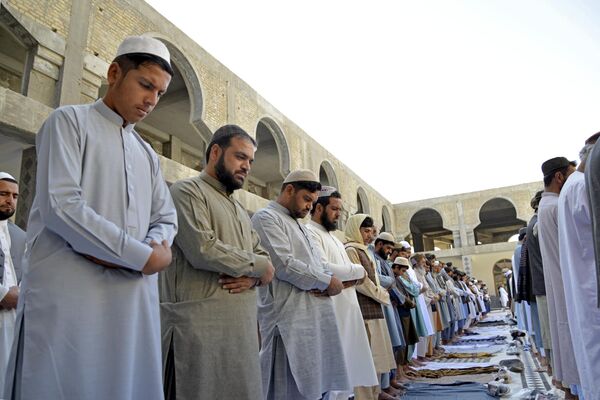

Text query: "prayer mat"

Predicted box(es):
[432, 352, 495, 359]
[441, 344, 504, 354]
[412, 360, 496, 371]
[399, 381, 494, 399]
[415, 366, 499, 379]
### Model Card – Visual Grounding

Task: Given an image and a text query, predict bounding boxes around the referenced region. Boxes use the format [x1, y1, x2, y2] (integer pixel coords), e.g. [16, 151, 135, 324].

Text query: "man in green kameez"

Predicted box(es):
[160, 125, 274, 400]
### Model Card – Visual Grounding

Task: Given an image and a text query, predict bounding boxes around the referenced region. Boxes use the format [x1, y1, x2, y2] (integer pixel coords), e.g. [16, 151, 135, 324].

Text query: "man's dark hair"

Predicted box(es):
[205, 125, 257, 162]
[310, 191, 342, 215]
[531, 190, 543, 211]
[282, 181, 322, 194]
[114, 53, 174, 77]
[360, 216, 374, 229]
[543, 166, 571, 187]
[0, 177, 17, 184]
[446, 262, 453, 268]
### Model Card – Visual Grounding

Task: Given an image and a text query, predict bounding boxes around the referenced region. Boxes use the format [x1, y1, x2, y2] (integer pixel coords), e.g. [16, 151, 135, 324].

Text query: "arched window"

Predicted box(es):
[474, 198, 526, 245]
[249, 117, 290, 200]
[409, 208, 453, 252]
[319, 160, 338, 189]
[357, 187, 370, 214]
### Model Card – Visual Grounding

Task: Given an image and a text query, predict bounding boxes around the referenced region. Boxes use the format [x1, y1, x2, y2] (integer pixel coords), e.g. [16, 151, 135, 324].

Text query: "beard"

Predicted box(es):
[0, 209, 15, 221]
[376, 248, 388, 260]
[321, 213, 338, 232]
[290, 208, 309, 220]
[215, 154, 244, 193]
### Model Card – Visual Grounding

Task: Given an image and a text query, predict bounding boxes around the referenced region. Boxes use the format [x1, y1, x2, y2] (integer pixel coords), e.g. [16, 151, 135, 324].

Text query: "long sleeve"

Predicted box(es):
[252, 211, 331, 291]
[171, 182, 270, 278]
[346, 247, 390, 305]
[36, 108, 153, 271]
[306, 227, 365, 281]
[142, 142, 177, 246]
[378, 273, 395, 289]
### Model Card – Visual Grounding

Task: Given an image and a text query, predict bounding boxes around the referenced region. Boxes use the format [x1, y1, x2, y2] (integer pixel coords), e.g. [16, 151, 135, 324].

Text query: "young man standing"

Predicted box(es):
[5, 36, 177, 400]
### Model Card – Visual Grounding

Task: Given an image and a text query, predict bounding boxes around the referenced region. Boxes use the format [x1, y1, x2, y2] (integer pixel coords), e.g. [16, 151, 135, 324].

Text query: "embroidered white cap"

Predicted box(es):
[318, 186, 337, 198]
[115, 36, 171, 67]
[0, 172, 17, 182]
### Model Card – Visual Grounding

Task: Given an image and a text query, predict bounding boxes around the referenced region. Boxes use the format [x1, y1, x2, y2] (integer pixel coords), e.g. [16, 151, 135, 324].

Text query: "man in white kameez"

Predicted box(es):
[306, 186, 379, 400]
[559, 133, 600, 400]
[0, 173, 25, 394]
[252, 170, 349, 400]
[538, 156, 580, 398]
[4, 37, 178, 400]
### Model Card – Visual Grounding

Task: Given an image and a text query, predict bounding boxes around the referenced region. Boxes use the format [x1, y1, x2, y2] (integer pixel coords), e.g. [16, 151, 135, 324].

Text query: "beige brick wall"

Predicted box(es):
[6, 0, 71, 37]
[87, 0, 159, 62]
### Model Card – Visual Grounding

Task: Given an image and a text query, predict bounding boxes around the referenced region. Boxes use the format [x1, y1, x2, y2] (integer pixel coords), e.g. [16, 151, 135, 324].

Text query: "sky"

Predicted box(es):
[146, 0, 600, 203]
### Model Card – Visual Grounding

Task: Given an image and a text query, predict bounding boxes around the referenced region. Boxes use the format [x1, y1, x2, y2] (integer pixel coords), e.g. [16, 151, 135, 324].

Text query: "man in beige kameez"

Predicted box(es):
[160, 125, 274, 400]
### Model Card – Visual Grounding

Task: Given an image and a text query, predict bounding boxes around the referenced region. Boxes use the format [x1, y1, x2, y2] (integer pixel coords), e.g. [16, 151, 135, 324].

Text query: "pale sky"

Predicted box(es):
[146, 0, 600, 203]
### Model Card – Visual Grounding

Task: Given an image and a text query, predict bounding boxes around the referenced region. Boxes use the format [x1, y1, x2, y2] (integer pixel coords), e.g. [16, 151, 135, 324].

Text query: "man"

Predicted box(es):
[526, 188, 553, 371]
[520, 191, 544, 356]
[344, 215, 395, 400]
[559, 133, 600, 400]
[4, 36, 178, 400]
[160, 125, 275, 400]
[252, 170, 349, 400]
[0, 173, 25, 394]
[372, 232, 406, 397]
[306, 187, 379, 400]
[587, 134, 600, 307]
[512, 228, 529, 332]
[537, 156, 579, 396]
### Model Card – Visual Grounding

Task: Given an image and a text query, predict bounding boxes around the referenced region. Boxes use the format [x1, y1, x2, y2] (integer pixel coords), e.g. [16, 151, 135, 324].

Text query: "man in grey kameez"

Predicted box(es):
[160, 125, 274, 400]
[586, 135, 600, 307]
[252, 169, 350, 400]
[537, 156, 579, 395]
[4, 37, 177, 400]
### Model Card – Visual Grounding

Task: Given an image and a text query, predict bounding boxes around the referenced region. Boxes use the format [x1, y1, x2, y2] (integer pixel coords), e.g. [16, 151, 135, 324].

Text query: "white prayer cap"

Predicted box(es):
[433, 260, 440, 266]
[399, 240, 412, 250]
[116, 36, 171, 67]
[376, 232, 395, 243]
[318, 186, 337, 198]
[392, 257, 410, 268]
[0, 172, 17, 182]
[283, 169, 320, 185]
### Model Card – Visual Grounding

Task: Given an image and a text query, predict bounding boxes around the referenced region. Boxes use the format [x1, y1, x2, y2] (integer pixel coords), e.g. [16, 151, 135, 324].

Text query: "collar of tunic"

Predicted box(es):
[199, 171, 232, 198]
[267, 200, 292, 217]
[93, 99, 135, 132]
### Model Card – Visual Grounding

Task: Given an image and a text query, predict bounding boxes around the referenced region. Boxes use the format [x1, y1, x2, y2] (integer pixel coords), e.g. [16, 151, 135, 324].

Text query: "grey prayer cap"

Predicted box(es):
[283, 169, 319, 184]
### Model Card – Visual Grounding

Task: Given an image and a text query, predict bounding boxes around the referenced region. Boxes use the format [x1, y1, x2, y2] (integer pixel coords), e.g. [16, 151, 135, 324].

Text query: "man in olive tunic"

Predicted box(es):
[160, 125, 274, 400]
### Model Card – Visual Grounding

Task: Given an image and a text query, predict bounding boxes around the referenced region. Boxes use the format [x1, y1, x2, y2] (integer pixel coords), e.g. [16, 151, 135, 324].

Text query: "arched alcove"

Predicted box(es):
[409, 208, 453, 252]
[382, 206, 393, 234]
[474, 198, 526, 245]
[357, 187, 370, 214]
[140, 39, 208, 171]
[492, 258, 512, 296]
[248, 117, 290, 200]
[319, 160, 339, 189]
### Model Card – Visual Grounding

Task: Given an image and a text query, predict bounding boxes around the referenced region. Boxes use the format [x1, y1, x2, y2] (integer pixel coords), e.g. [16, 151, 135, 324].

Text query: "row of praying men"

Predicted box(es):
[0, 35, 497, 400]
[511, 133, 600, 400]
